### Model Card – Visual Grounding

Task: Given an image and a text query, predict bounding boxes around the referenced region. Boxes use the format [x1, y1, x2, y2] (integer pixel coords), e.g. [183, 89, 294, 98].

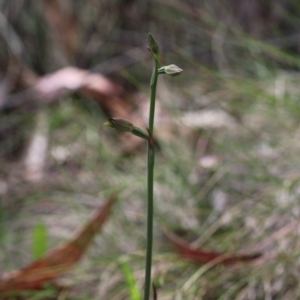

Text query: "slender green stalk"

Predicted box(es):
[104, 33, 182, 300]
[144, 59, 159, 300]
[148, 61, 159, 133]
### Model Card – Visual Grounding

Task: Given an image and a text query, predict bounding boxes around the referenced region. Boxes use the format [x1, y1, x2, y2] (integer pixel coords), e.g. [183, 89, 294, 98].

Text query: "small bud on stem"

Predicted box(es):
[158, 64, 183, 76]
[104, 118, 148, 140]
[148, 33, 160, 61]
[104, 118, 134, 132]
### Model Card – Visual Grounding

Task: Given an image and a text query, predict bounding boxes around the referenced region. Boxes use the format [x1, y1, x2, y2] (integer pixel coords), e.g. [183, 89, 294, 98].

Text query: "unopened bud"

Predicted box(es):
[148, 33, 159, 61]
[104, 118, 134, 132]
[158, 64, 183, 77]
[104, 117, 148, 140]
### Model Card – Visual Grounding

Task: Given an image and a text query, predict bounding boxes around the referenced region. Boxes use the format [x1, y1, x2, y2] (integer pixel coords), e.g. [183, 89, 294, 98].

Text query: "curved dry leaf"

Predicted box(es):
[0, 195, 115, 293]
[163, 227, 261, 266]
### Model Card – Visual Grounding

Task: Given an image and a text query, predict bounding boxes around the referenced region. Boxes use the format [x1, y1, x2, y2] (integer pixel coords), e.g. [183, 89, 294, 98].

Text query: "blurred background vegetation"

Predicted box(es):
[2, 0, 300, 299]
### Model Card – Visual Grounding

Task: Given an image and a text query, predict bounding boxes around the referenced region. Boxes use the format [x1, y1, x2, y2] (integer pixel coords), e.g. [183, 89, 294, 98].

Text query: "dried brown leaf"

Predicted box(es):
[0, 195, 115, 293]
[163, 228, 261, 266]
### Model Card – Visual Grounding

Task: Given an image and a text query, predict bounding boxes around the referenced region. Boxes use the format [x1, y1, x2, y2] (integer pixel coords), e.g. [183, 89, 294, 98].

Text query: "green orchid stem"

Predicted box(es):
[148, 60, 159, 133]
[144, 58, 159, 300]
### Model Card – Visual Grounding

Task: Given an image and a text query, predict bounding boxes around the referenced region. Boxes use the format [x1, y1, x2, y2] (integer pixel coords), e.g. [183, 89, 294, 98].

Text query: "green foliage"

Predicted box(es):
[32, 223, 47, 260]
[120, 258, 141, 300]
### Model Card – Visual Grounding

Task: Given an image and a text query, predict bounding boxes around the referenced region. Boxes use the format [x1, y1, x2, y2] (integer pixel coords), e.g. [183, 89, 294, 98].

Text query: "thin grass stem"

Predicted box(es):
[144, 59, 158, 300]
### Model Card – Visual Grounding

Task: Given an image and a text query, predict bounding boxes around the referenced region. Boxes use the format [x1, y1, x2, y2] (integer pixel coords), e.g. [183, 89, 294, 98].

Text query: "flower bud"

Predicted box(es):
[147, 33, 159, 60]
[158, 64, 183, 76]
[104, 118, 134, 132]
[104, 117, 148, 140]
